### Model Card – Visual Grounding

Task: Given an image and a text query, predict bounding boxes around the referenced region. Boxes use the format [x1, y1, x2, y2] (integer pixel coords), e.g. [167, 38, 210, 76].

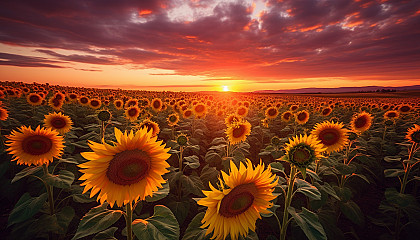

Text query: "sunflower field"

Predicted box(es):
[0, 81, 419, 240]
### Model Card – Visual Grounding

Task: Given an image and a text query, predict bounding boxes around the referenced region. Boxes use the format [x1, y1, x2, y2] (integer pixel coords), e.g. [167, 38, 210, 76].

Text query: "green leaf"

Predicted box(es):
[80, 131, 98, 140]
[288, 207, 327, 240]
[184, 155, 200, 169]
[335, 163, 356, 175]
[295, 179, 321, 200]
[339, 200, 364, 226]
[93, 227, 118, 240]
[200, 165, 219, 189]
[269, 162, 284, 173]
[32, 206, 75, 235]
[314, 182, 340, 201]
[383, 156, 402, 163]
[180, 175, 205, 197]
[333, 186, 352, 202]
[8, 193, 48, 226]
[167, 199, 190, 225]
[210, 137, 226, 145]
[182, 212, 212, 240]
[384, 169, 405, 178]
[59, 157, 79, 164]
[261, 204, 280, 218]
[385, 188, 417, 208]
[11, 166, 42, 183]
[72, 203, 123, 240]
[132, 205, 180, 240]
[43, 170, 75, 189]
[145, 181, 170, 202]
[349, 173, 370, 184]
[205, 152, 222, 166]
[306, 169, 321, 182]
[71, 185, 95, 203]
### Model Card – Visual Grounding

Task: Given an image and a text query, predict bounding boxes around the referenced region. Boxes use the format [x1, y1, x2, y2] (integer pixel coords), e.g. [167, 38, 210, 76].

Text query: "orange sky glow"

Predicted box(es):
[1, 0, 419, 92]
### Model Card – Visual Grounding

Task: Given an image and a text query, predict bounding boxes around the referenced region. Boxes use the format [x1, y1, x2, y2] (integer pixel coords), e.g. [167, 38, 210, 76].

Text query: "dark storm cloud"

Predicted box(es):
[1, 0, 419, 81]
[0, 52, 65, 68]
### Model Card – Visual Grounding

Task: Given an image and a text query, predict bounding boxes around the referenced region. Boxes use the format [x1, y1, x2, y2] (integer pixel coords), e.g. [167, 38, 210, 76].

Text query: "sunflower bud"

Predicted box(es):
[177, 134, 188, 146]
[98, 110, 111, 121]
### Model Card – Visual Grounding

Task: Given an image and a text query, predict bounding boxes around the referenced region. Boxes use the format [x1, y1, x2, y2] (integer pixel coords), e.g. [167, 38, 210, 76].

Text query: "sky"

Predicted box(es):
[0, 0, 419, 92]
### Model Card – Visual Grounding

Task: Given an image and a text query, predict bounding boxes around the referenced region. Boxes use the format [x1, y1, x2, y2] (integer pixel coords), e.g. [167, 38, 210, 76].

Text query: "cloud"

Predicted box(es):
[0, 0, 419, 83]
[0, 52, 65, 68]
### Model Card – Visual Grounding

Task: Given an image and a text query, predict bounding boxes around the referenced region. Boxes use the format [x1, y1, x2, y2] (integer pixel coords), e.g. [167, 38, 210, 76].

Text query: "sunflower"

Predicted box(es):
[295, 110, 309, 125]
[125, 98, 138, 108]
[406, 124, 420, 144]
[151, 98, 163, 112]
[125, 106, 141, 122]
[198, 160, 277, 240]
[281, 111, 293, 122]
[138, 119, 160, 137]
[311, 121, 349, 154]
[225, 114, 241, 126]
[283, 134, 325, 177]
[79, 96, 90, 106]
[167, 113, 179, 127]
[68, 93, 78, 102]
[398, 104, 412, 113]
[193, 103, 207, 118]
[384, 110, 399, 120]
[236, 106, 248, 118]
[44, 112, 73, 134]
[321, 107, 332, 116]
[226, 120, 251, 145]
[78, 128, 170, 207]
[89, 98, 102, 110]
[26, 93, 43, 106]
[48, 97, 64, 111]
[114, 99, 123, 110]
[6, 126, 64, 166]
[265, 107, 279, 119]
[350, 111, 373, 133]
[0, 107, 9, 121]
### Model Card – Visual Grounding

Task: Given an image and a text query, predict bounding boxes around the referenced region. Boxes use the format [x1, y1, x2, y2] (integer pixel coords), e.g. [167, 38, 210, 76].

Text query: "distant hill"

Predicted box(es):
[254, 85, 420, 94]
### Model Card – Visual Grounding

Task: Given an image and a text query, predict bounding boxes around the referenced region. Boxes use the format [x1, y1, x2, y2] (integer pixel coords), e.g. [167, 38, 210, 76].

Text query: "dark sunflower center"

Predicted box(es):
[354, 116, 367, 129]
[184, 110, 192, 117]
[153, 100, 161, 109]
[268, 108, 277, 116]
[298, 113, 307, 121]
[322, 108, 331, 115]
[116, 101, 122, 107]
[195, 105, 205, 113]
[319, 129, 339, 146]
[29, 95, 40, 103]
[232, 125, 245, 138]
[53, 99, 61, 107]
[70, 94, 77, 99]
[22, 135, 53, 155]
[387, 112, 396, 118]
[106, 150, 151, 185]
[169, 115, 177, 122]
[80, 97, 88, 104]
[219, 183, 256, 218]
[291, 106, 297, 110]
[400, 106, 410, 112]
[51, 117, 66, 129]
[128, 108, 138, 117]
[55, 94, 63, 100]
[411, 131, 420, 142]
[238, 108, 246, 115]
[91, 100, 99, 107]
[292, 147, 311, 163]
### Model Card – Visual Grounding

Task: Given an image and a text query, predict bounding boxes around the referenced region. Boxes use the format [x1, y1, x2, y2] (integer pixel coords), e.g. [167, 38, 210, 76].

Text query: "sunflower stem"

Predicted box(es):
[280, 166, 297, 240]
[125, 201, 133, 240]
[178, 146, 184, 199]
[42, 165, 54, 215]
[100, 120, 105, 143]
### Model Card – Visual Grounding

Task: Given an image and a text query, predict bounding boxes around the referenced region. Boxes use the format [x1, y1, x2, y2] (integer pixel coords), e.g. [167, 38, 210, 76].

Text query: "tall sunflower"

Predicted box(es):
[198, 160, 277, 240]
[226, 120, 251, 145]
[44, 112, 73, 134]
[78, 128, 170, 207]
[350, 111, 373, 133]
[283, 134, 325, 177]
[311, 121, 349, 154]
[295, 110, 309, 125]
[6, 126, 64, 166]
[406, 124, 420, 144]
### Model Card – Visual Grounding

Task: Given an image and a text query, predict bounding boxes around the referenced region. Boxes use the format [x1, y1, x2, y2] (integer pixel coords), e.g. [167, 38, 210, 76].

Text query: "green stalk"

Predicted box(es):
[125, 202, 133, 240]
[42, 165, 54, 215]
[280, 166, 297, 240]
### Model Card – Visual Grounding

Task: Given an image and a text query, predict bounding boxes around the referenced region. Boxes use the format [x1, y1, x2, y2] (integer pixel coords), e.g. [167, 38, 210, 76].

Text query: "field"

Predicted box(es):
[0, 81, 419, 240]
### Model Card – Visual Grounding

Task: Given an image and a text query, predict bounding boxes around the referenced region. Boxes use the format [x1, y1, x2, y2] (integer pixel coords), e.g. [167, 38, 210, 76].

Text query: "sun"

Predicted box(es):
[222, 85, 229, 91]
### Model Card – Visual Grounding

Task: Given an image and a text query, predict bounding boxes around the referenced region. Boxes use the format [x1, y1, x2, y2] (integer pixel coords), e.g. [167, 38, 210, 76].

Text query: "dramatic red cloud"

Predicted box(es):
[0, 0, 419, 91]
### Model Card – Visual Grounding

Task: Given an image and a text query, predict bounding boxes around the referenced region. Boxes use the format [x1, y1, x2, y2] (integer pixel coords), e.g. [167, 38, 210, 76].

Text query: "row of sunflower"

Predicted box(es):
[0, 81, 419, 240]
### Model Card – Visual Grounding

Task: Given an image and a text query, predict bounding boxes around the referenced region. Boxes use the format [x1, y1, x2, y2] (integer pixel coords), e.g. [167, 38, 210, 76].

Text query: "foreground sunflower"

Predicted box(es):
[350, 111, 373, 133]
[79, 128, 170, 207]
[6, 126, 64, 166]
[44, 112, 73, 134]
[406, 124, 420, 144]
[311, 121, 349, 154]
[226, 120, 251, 145]
[283, 134, 325, 177]
[198, 160, 277, 240]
